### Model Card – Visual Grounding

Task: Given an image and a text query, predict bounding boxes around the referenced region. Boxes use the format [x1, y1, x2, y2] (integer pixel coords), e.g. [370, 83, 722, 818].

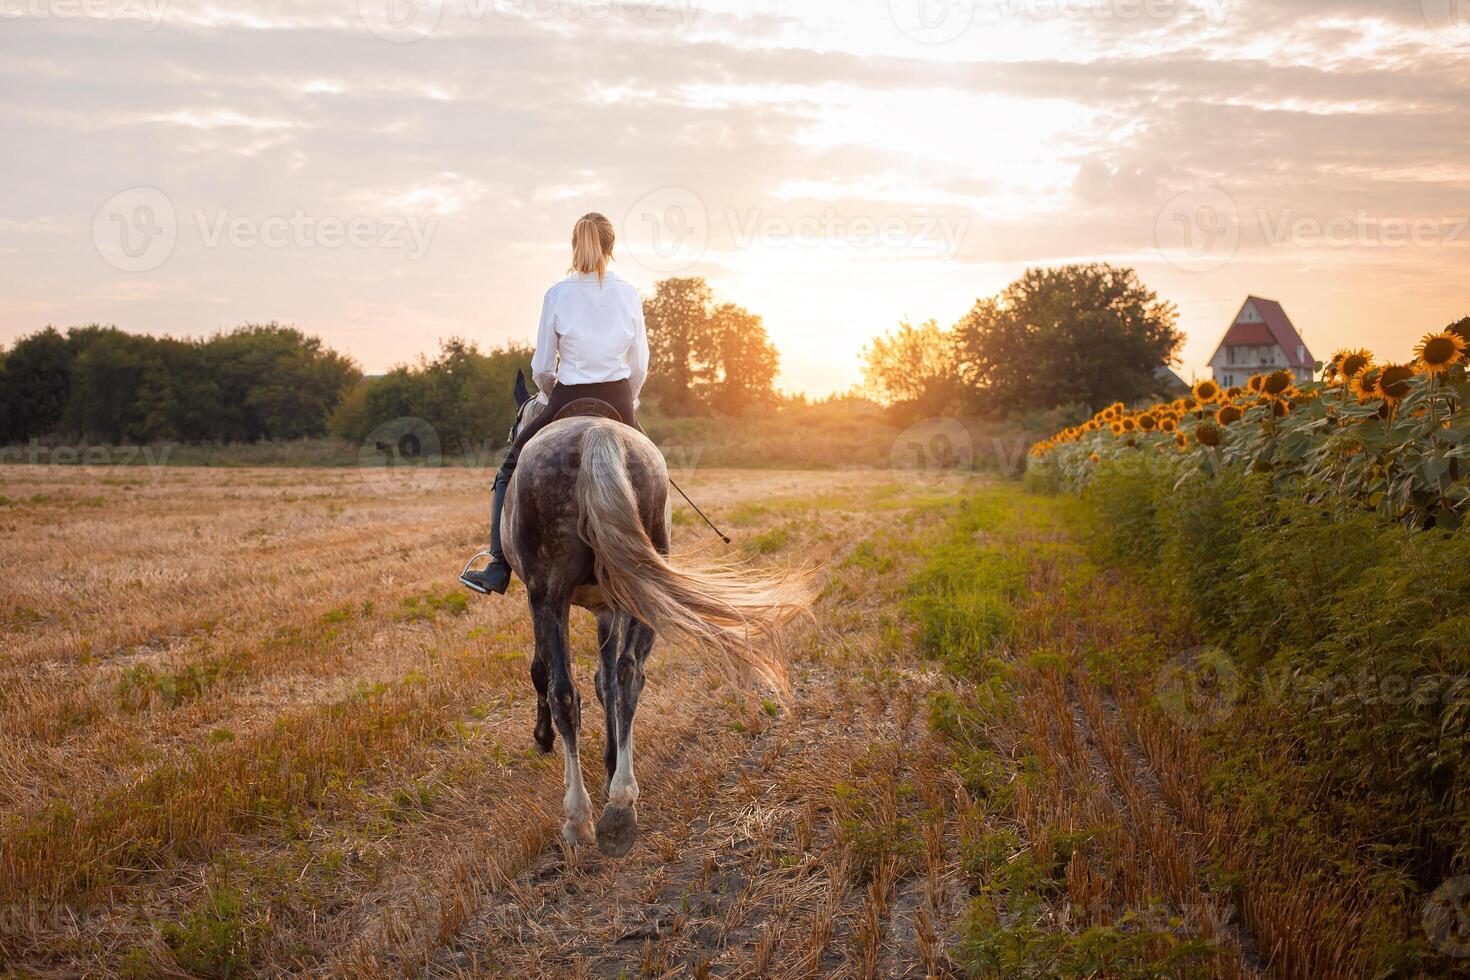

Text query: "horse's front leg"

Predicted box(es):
[531, 592, 593, 847]
[596, 616, 654, 857]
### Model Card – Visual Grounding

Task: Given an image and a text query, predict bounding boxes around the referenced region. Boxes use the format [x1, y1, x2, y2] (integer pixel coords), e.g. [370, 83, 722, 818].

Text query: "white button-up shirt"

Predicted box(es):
[530, 270, 649, 404]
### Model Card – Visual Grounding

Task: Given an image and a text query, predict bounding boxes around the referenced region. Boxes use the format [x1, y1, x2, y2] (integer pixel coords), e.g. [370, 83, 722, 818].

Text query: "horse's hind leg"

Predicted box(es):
[594, 609, 620, 793]
[532, 591, 593, 847]
[596, 615, 654, 857]
[530, 647, 554, 755]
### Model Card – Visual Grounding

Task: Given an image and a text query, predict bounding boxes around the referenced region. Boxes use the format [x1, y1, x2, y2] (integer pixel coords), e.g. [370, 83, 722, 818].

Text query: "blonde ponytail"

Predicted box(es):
[570, 212, 616, 284]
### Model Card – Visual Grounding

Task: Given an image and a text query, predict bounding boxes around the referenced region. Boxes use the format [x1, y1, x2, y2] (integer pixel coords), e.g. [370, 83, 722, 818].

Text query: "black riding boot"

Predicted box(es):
[460, 468, 513, 595]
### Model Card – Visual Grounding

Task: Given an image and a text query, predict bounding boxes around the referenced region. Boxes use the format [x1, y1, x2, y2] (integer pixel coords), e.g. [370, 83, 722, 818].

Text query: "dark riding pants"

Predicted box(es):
[500, 378, 640, 475]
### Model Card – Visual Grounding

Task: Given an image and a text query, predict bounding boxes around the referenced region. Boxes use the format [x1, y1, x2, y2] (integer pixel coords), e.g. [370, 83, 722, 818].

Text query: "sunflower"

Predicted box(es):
[1336, 349, 1372, 382]
[1121, 417, 1138, 433]
[1352, 366, 1381, 401]
[1416, 331, 1467, 377]
[1174, 432, 1189, 451]
[1216, 404, 1243, 425]
[1139, 414, 1158, 432]
[1261, 370, 1294, 397]
[1225, 386, 1245, 399]
[1089, 452, 1101, 464]
[1247, 374, 1266, 394]
[1110, 420, 1124, 435]
[1448, 317, 1470, 346]
[1376, 363, 1415, 401]
[1195, 424, 1222, 447]
[1160, 416, 1178, 433]
[1271, 398, 1290, 418]
[1193, 379, 1222, 403]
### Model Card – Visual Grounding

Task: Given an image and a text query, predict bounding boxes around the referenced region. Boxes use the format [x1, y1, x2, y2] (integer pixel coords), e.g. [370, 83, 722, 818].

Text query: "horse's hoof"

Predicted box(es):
[596, 802, 638, 857]
[534, 726, 554, 754]
[563, 818, 595, 848]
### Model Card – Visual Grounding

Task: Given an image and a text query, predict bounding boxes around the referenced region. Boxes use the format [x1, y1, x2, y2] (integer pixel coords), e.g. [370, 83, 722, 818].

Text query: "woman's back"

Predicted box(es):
[540, 271, 643, 388]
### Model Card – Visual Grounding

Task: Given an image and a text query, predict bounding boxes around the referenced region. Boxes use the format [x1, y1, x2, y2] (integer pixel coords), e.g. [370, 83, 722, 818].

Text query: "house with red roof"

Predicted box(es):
[1208, 297, 1316, 388]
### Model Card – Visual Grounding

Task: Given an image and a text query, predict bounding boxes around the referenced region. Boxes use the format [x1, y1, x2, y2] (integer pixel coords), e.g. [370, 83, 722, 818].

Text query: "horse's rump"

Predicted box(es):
[511, 418, 808, 690]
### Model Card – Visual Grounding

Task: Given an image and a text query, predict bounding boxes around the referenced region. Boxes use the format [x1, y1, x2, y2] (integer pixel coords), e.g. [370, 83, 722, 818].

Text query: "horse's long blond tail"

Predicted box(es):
[575, 424, 809, 690]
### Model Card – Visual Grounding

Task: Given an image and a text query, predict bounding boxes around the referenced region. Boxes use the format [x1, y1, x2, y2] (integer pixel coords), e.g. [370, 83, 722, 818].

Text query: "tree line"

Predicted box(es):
[0, 277, 783, 448]
[1, 265, 1185, 447]
[861, 263, 1185, 421]
[0, 324, 361, 445]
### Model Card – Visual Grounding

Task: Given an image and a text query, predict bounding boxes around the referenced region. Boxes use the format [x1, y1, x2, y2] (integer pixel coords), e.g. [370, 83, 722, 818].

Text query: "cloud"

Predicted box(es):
[1, 0, 1466, 391]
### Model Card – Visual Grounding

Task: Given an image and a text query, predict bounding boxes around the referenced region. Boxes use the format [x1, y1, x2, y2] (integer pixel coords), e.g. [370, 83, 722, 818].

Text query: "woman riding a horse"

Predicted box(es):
[456, 213, 805, 855]
[462, 212, 646, 596]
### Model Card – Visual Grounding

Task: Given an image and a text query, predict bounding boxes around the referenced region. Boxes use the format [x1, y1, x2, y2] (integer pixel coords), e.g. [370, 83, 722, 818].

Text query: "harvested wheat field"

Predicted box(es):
[0, 462, 1422, 978]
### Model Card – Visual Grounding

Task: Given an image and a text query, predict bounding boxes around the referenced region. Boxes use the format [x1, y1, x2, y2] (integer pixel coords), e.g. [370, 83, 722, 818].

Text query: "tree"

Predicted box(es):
[705, 303, 779, 415]
[328, 340, 532, 454]
[642, 278, 781, 415]
[202, 324, 360, 441]
[952, 264, 1182, 415]
[642, 277, 714, 415]
[62, 328, 157, 442]
[0, 327, 74, 442]
[860, 318, 960, 420]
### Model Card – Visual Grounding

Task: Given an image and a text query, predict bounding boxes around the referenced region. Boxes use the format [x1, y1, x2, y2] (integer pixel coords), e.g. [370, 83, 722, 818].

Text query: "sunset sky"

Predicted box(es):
[2, 0, 1467, 396]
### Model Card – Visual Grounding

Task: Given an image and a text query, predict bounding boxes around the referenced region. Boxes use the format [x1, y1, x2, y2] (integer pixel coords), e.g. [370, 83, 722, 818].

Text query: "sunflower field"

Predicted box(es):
[1021, 318, 1470, 975]
[1027, 321, 1470, 528]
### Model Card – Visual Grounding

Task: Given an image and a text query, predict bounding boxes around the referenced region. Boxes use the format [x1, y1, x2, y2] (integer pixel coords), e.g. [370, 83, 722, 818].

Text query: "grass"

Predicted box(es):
[0, 400, 1045, 472]
[906, 486, 1238, 978]
[13, 456, 1440, 976]
[0, 463, 970, 975]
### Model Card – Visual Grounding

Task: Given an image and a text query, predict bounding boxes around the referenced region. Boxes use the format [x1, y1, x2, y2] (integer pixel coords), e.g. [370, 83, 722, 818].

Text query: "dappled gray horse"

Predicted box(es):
[493, 376, 805, 855]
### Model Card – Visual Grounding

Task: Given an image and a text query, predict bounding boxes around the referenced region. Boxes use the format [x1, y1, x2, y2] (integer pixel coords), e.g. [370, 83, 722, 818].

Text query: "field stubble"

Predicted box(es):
[0, 464, 980, 977]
